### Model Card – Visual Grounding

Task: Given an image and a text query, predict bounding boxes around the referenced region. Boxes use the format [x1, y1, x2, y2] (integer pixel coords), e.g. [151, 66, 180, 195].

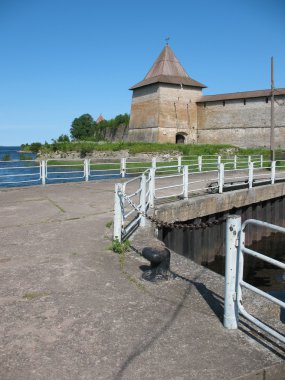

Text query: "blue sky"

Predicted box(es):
[0, 0, 284, 145]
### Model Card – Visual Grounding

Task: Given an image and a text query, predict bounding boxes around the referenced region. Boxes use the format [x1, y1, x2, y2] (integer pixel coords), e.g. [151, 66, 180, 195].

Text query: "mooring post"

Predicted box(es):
[41, 160, 46, 185]
[224, 215, 241, 329]
[271, 161, 276, 184]
[183, 165, 189, 199]
[248, 161, 253, 189]
[120, 158, 126, 178]
[113, 183, 122, 242]
[218, 163, 224, 193]
[140, 174, 146, 227]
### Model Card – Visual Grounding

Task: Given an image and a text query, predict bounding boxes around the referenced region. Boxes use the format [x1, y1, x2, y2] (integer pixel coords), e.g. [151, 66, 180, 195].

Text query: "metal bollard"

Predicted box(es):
[142, 246, 171, 282]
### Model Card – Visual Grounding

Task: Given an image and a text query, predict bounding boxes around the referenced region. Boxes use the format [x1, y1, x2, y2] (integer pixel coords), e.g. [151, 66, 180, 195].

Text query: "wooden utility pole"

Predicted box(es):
[270, 56, 275, 161]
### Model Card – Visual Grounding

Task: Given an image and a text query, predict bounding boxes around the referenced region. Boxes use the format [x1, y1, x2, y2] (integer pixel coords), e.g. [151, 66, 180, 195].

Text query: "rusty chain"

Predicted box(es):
[119, 190, 226, 230]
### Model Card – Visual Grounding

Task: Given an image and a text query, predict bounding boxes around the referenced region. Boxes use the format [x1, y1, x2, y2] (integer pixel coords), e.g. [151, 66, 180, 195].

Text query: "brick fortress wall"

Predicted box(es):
[197, 95, 285, 148]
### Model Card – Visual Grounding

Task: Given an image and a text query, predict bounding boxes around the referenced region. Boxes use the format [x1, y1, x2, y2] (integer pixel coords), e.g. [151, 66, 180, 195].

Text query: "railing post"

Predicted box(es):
[177, 156, 182, 173]
[217, 155, 221, 166]
[152, 157, 157, 170]
[84, 159, 89, 181]
[234, 155, 237, 170]
[183, 165, 189, 199]
[41, 160, 46, 185]
[140, 174, 146, 227]
[198, 156, 202, 172]
[248, 155, 251, 165]
[120, 158, 126, 178]
[248, 161, 253, 189]
[271, 161, 276, 184]
[149, 167, 155, 208]
[260, 154, 263, 168]
[113, 183, 122, 242]
[218, 163, 224, 193]
[224, 215, 241, 329]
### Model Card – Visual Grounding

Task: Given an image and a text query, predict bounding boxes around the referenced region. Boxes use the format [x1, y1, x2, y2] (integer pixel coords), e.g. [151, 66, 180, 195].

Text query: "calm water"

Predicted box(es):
[0, 146, 39, 187]
[0, 146, 35, 161]
[0, 146, 121, 187]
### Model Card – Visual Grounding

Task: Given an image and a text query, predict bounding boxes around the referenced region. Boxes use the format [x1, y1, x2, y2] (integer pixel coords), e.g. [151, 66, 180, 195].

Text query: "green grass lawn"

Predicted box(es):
[37, 142, 285, 174]
[44, 154, 283, 174]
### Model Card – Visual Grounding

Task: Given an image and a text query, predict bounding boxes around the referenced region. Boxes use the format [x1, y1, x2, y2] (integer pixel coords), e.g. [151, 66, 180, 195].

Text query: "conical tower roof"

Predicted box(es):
[130, 45, 206, 90]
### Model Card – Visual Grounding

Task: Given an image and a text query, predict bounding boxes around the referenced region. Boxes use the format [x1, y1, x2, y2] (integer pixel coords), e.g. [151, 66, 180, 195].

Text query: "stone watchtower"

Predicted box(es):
[128, 44, 206, 143]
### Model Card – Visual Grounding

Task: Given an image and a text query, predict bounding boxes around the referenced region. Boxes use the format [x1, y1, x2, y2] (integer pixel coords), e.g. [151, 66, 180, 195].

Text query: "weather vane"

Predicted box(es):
[165, 37, 170, 45]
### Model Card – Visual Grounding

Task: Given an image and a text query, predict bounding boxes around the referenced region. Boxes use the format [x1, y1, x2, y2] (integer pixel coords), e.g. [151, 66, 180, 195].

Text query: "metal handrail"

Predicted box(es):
[114, 159, 284, 242]
[224, 216, 285, 343]
[0, 154, 275, 188]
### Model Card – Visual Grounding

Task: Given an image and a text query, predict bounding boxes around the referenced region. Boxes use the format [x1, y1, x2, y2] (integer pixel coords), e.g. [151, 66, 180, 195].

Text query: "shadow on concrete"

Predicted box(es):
[169, 270, 224, 322]
[174, 271, 285, 360]
[120, 246, 285, 379]
[113, 269, 204, 380]
[239, 320, 285, 360]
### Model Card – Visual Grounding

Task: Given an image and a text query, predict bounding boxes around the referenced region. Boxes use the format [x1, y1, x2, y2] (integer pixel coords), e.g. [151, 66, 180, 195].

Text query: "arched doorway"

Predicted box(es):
[176, 133, 186, 144]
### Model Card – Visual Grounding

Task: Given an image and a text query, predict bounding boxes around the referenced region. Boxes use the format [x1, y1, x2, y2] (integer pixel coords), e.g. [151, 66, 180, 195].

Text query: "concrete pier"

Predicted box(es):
[155, 182, 285, 222]
[0, 181, 284, 379]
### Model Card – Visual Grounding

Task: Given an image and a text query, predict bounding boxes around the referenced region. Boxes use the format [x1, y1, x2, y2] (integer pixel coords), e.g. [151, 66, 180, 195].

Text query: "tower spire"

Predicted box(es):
[129, 44, 206, 90]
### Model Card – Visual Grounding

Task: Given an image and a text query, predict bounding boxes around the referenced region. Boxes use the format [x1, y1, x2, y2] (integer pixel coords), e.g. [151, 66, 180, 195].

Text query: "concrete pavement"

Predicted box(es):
[0, 181, 284, 380]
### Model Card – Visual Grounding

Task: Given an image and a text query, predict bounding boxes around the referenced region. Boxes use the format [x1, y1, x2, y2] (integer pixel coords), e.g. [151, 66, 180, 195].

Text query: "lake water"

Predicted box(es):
[0, 146, 36, 161]
[0, 146, 121, 187]
[0, 146, 39, 187]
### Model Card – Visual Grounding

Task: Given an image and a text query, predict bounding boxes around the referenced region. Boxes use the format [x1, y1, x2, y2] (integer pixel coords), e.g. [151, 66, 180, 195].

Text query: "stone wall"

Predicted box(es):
[158, 84, 202, 143]
[128, 81, 285, 148]
[97, 123, 128, 142]
[128, 83, 203, 143]
[197, 96, 285, 148]
[128, 84, 160, 142]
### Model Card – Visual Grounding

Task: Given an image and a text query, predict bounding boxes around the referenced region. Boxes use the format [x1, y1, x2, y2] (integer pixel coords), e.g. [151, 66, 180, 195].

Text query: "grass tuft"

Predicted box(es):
[105, 221, 113, 228]
[22, 291, 48, 300]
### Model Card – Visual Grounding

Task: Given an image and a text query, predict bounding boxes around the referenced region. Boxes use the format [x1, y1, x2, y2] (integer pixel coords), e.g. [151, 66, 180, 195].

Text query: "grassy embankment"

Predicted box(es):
[21, 140, 272, 156]
[21, 141, 284, 172]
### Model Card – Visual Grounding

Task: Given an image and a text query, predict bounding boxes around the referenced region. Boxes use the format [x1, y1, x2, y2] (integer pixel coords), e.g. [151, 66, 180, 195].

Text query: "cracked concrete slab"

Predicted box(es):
[0, 181, 284, 380]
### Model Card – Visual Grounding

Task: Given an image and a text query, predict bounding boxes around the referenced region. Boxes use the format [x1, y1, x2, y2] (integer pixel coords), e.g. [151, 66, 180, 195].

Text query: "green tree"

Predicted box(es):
[114, 113, 130, 126]
[56, 134, 70, 142]
[29, 142, 42, 153]
[70, 114, 95, 140]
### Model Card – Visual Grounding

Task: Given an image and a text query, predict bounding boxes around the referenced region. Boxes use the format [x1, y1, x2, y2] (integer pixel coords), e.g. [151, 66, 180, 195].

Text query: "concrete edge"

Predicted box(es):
[155, 182, 285, 222]
[233, 362, 285, 380]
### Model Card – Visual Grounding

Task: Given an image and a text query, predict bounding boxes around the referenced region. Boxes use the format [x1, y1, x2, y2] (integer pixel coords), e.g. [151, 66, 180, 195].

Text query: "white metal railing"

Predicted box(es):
[89, 159, 122, 180]
[113, 170, 151, 241]
[45, 159, 85, 181]
[0, 160, 41, 185]
[0, 155, 283, 188]
[224, 216, 285, 343]
[113, 160, 285, 242]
